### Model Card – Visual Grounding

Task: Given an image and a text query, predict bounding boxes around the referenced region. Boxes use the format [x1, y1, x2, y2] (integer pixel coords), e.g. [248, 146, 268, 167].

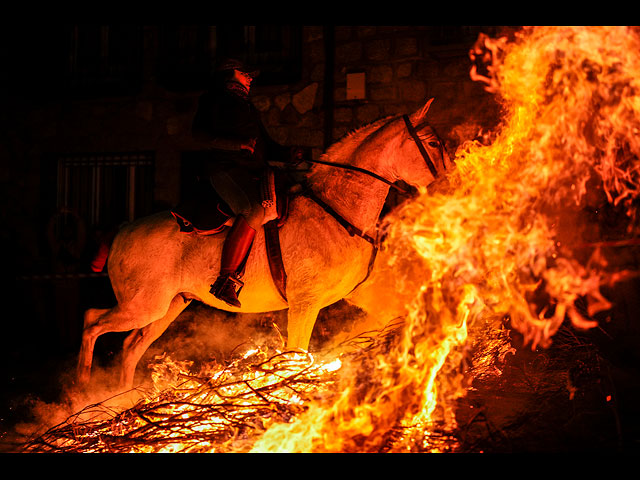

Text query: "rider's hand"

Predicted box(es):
[240, 138, 257, 154]
[290, 147, 305, 164]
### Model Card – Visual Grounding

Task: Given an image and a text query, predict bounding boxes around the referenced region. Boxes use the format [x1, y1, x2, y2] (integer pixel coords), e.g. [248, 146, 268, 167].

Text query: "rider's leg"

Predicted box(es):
[210, 214, 256, 307]
[210, 201, 264, 308]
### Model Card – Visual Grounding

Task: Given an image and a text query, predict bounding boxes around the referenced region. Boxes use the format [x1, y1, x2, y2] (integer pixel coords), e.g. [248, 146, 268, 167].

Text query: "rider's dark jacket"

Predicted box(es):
[192, 80, 291, 174]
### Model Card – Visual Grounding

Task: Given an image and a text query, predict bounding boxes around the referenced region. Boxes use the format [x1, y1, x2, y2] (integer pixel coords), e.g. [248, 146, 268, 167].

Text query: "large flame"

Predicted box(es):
[251, 25, 640, 452]
[24, 26, 640, 453]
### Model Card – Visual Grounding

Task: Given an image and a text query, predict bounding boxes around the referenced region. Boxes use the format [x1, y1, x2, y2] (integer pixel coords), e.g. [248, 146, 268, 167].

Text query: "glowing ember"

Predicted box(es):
[25, 345, 345, 453]
[24, 26, 640, 453]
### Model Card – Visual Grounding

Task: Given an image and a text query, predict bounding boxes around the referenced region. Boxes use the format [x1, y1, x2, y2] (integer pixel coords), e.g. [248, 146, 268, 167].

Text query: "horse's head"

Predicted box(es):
[387, 98, 454, 190]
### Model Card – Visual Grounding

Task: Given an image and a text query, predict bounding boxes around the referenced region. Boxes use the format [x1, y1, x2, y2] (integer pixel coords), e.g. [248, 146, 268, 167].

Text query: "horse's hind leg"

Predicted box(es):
[76, 307, 110, 385]
[119, 295, 192, 389]
[76, 300, 173, 386]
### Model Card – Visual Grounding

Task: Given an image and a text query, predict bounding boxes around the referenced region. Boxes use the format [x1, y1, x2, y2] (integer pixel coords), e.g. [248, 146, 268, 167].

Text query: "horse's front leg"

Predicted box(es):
[286, 301, 322, 351]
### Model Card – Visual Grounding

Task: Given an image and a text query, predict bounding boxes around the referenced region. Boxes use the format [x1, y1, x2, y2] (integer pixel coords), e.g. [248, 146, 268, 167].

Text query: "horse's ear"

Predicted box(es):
[413, 98, 435, 122]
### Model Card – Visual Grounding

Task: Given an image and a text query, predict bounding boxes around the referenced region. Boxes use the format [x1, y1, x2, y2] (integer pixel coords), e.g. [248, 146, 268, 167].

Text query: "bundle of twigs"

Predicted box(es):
[30, 315, 600, 454]
[23, 324, 403, 454]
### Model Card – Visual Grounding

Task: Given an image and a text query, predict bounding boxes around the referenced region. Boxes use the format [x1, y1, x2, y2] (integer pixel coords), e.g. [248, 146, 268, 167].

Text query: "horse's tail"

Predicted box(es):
[90, 241, 110, 272]
[89, 226, 120, 273]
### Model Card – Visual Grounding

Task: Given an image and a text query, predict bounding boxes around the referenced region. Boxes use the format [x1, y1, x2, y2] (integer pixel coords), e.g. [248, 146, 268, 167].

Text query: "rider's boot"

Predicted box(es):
[210, 215, 256, 308]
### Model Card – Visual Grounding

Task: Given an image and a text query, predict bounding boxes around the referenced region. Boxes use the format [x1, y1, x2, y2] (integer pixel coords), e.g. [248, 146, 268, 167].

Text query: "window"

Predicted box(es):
[0, 24, 142, 99]
[157, 25, 215, 91]
[56, 152, 155, 230]
[68, 25, 143, 96]
[157, 25, 303, 91]
[216, 25, 303, 85]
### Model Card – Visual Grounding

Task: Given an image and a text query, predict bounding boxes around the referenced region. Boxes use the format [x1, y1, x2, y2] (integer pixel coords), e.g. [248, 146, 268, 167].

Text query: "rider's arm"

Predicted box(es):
[192, 92, 255, 152]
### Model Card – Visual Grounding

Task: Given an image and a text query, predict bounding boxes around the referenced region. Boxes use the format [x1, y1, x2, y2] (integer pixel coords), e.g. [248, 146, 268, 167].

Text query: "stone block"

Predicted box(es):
[333, 125, 351, 141]
[398, 79, 427, 102]
[292, 83, 318, 114]
[304, 26, 324, 42]
[364, 38, 391, 61]
[251, 95, 271, 112]
[396, 62, 413, 79]
[281, 104, 301, 125]
[395, 37, 418, 57]
[135, 101, 154, 121]
[370, 85, 397, 102]
[416, 59, 440, 79]
[368, 64, 393, 84]
[356, 104, 381, 124]
[334, 106, 353, 123]
[266, 125, 289, 145]
[336, 42, 362, 64]
[310, 63, 325, 82]
[356, 26, 377, 38]
[289, 127, 324, 147]
[335, 26, 353, 42]
[307, 40, 325, 64]
[274, 92, 292, 111]
[298, 111, 322, 128]
[263, 107, 282, 127]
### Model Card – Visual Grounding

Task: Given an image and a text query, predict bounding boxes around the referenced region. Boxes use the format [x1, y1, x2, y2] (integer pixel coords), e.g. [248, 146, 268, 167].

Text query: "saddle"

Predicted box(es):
[171, 171, 291, 302]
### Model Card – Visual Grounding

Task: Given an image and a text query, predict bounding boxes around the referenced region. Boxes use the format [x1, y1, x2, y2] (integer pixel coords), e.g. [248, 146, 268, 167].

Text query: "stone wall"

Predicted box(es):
[1, 25, 505, 272]
[329, 26, 501, 151]
[249, 26, 502, 165]
[251, 26, 327, 161]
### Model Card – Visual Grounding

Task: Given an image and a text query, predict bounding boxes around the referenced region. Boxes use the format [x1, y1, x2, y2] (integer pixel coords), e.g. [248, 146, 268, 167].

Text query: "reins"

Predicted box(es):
[290, 114, 447, 248]
[269, 114, 446, 301]
[300, 114, 443, 195]
[303, 189, 377, 246]
[302, 157, 411, 195]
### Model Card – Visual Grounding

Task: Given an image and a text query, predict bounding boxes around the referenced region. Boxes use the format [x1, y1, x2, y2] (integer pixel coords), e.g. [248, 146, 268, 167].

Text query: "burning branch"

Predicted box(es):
[24, 345, 343, 453]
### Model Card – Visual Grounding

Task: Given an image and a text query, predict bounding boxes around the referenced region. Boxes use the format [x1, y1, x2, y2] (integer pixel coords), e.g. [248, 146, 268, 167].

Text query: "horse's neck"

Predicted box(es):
[306, 122, 394, 235]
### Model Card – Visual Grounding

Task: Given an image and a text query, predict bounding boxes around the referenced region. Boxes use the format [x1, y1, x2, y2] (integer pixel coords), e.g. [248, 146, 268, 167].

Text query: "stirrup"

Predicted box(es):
[210, 274, 244, 308]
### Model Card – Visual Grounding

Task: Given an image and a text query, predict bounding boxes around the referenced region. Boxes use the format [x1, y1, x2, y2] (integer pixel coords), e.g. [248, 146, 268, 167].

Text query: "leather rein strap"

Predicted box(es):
[305, 190, 377, 246]
[303, 157, 410, 195]
[292, 115, 440, 298]
[303, 115, 443, 246]
[303, 189, 379, 298]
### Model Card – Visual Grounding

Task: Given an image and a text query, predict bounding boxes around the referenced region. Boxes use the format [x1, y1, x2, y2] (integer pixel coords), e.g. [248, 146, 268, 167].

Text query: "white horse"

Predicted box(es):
[76, 99, 454, 389]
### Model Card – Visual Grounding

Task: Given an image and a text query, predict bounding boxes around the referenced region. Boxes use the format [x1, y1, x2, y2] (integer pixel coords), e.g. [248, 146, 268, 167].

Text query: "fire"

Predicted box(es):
[24, 26, 640, 453]
[251, 26, 640, 452]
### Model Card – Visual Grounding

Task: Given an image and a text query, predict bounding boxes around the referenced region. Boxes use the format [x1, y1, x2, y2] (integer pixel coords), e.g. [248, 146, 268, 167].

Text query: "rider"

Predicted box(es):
[192, 57, 300, 308]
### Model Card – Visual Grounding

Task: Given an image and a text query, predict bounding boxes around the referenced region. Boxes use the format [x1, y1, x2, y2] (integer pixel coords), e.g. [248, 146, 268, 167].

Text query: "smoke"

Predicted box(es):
[141, 305, 282, 366]
[5, 361, 137, 450]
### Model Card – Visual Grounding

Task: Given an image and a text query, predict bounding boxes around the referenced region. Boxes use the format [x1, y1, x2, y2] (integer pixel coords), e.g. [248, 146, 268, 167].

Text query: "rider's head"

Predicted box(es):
[214, 58, 259, 95]
[231, 69, 253, 91]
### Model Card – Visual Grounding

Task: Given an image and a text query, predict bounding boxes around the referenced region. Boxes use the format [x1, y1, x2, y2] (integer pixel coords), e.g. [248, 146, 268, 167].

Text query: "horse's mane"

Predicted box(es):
[306, 115, 397, 189]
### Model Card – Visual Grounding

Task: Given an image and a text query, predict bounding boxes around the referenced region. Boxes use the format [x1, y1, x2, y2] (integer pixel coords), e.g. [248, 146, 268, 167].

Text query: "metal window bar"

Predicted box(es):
[56, 152, 154, 227]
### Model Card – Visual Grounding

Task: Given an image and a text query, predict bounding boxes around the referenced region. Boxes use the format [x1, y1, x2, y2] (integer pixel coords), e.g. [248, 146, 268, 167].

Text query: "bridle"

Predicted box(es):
[299, 114, 449, 247]
[298, 115, 450, 293]
[303, 114, 448, 195]
[402, 114, 445, 180]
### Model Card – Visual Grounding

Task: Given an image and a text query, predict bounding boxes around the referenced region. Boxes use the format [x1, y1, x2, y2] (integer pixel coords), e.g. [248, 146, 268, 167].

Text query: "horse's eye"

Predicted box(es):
[428, 141, 440, 148]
